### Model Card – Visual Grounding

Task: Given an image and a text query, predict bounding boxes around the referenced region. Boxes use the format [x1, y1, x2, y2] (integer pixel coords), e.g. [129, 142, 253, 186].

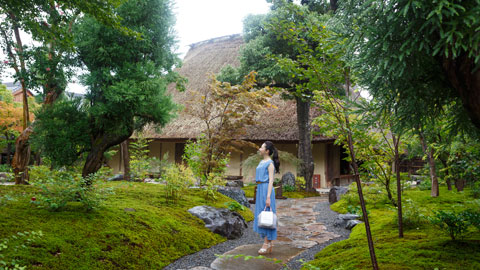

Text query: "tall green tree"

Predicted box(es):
[0, 0, 132, 184]
[34, 0, 182, 178]
[219, 1, 338, 191]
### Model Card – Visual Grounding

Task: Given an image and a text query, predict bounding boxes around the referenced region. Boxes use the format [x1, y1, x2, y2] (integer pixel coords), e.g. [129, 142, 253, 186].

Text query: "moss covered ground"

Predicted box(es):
[309, 186, 480, 270]
[0, 182, 253, 269]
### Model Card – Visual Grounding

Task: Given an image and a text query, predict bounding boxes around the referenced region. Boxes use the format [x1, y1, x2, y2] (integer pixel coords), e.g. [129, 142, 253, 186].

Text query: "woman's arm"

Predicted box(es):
[266, 162, 275, 207]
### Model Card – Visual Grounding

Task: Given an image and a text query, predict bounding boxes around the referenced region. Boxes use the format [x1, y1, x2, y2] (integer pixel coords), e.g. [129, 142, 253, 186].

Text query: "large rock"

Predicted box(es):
[0, 172, 8, 180]
[188, 205, 247, 239]
[226, 180, 244, 188]
[329, 186, 349, 204]
[107, 174, 124, 181]
[334, 213, 360, 228]
[281, 172, 296, 187]
[217, 186, 250, 208]
[346, 219, 363, 230]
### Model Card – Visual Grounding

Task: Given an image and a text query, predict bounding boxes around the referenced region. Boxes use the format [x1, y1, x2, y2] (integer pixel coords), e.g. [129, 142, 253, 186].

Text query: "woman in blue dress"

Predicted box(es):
[253, 141, 280, 255]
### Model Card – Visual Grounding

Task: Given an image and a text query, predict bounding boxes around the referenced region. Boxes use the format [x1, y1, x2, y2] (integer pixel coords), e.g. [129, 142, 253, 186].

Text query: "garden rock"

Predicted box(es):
[329, 186, 349, 204]
[281, 172, 296, 187]
[188, 205, 247, 239]
[334, 213, 360, 228]
[217, 186, 250, 208]
[0, 172, 7, 181]
[226, 180, 243, 188]
[345, 219, 363, 230]
[108, 174, 124, 181]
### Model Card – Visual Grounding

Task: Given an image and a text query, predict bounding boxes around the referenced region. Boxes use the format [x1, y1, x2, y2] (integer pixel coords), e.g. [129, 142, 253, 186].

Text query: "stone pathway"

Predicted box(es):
[207, 196, 340, 270]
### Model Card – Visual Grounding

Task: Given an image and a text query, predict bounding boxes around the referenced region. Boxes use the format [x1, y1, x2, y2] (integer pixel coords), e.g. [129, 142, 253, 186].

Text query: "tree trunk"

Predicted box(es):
[439, 158, 452, 191]
[82, 133, 131, 182]
[455, 179, 466, 192]
[121, 140, 131, 181]
[330, 0, 338, 12]
[393, 134, 403, 238]
[11, 126, 33, 184]
[443, 54, 480, 130]
[419, 132, 439, 197]
[345, 119, 379, 270]
[296, 96, 315, 192]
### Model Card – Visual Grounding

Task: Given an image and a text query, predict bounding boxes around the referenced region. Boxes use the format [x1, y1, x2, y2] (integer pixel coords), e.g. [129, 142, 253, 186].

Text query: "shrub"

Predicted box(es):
[428, 210, 470, 240]
[418, 180, 432, 191]
[183, 136, 230, 185]
[163, 164, 195, 203]
[394, 199, 427, 229]
[0, 231, 43, 270]
[0, 164, 12, 173]
[462, 209, 480, 230]
[204, 172, 226, 201]
[31, 170, 113, 212]
[283, 184, 296, 192]
[471, 181, 480, 198]
[295, 176, 306, 191]
[224, 201, 245, 212]
[129, 135, 153, 181]
[28, 165, 53, 184]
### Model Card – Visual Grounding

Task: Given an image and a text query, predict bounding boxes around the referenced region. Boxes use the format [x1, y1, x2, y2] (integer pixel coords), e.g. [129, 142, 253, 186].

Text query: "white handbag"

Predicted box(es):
[258, 207, 277, 229]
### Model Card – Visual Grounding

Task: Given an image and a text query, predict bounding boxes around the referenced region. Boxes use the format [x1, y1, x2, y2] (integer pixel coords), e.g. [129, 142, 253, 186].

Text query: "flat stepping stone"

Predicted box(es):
[210, 241, 316, 270]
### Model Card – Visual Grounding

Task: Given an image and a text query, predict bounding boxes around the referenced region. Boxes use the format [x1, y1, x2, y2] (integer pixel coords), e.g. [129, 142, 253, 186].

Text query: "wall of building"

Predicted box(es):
[107, 140, 330, 188]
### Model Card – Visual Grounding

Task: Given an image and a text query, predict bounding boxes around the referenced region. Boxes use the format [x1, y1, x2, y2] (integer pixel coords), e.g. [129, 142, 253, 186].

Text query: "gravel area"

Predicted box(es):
[281, 201, 350, 270]
[163, 200, 350, 270]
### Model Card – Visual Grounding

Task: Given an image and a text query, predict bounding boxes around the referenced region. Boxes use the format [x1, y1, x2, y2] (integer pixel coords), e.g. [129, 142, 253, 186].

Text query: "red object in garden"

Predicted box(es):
[31, 197, 36, 201]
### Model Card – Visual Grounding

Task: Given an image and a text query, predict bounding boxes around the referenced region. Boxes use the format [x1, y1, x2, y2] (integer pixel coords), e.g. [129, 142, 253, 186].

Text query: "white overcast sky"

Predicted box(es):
[1, 0, 271, 94]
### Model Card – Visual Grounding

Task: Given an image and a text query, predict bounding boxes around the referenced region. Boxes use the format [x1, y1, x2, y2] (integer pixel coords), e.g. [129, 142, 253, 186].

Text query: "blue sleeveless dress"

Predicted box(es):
[253, 159, 277, 240]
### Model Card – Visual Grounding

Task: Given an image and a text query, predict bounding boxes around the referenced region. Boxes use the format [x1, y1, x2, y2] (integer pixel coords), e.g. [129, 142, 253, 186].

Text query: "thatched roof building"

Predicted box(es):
[145, 34, 333, 143]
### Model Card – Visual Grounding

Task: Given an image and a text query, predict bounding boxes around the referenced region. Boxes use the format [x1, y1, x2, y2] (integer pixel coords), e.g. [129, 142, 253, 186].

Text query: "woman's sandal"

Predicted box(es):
[258, 242, 273, 255]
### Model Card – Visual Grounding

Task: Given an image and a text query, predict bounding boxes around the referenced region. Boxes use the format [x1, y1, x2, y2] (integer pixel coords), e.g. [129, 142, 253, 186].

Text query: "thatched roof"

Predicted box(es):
[145, 34, 333, 143]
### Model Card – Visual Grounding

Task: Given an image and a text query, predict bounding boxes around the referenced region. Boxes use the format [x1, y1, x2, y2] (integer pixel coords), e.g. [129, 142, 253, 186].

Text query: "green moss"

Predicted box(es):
[308, 186, 480, 270]
[0, 182, 253, 269]
[283, 191, 321, 198]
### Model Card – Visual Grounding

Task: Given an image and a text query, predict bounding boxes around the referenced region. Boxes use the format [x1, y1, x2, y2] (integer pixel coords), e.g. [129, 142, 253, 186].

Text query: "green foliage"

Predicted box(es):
[224, 201, 245, 212]
[184, 72, 270, 182]
[0, 231, 43, 270]
[33, 0, 183, 177]
[162, 164, 195, 203]
[204, 173, 226, 201]
[295, 176, 306, 191]
[346, 205, 361, 216]
[30, 169, 113, 212]
[393, 199, 428, 229]
[31, 98, 90, 168]
[283, 184, 296, 192]
[472, 181, 480, 199]
[0, 85, 13, 104]
[129, 136, 153, 181]
[0, 165, 11, 173]
[183, 136, 209, 183]
[0, 182, 253, 269]
[418, 180, 432, 191]
[333, 0, 480, 131]
[428, 210, 471, 240]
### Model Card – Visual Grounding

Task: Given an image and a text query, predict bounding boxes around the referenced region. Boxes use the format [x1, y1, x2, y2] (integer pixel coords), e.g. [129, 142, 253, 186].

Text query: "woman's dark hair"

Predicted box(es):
[264, 141, 280, 173]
